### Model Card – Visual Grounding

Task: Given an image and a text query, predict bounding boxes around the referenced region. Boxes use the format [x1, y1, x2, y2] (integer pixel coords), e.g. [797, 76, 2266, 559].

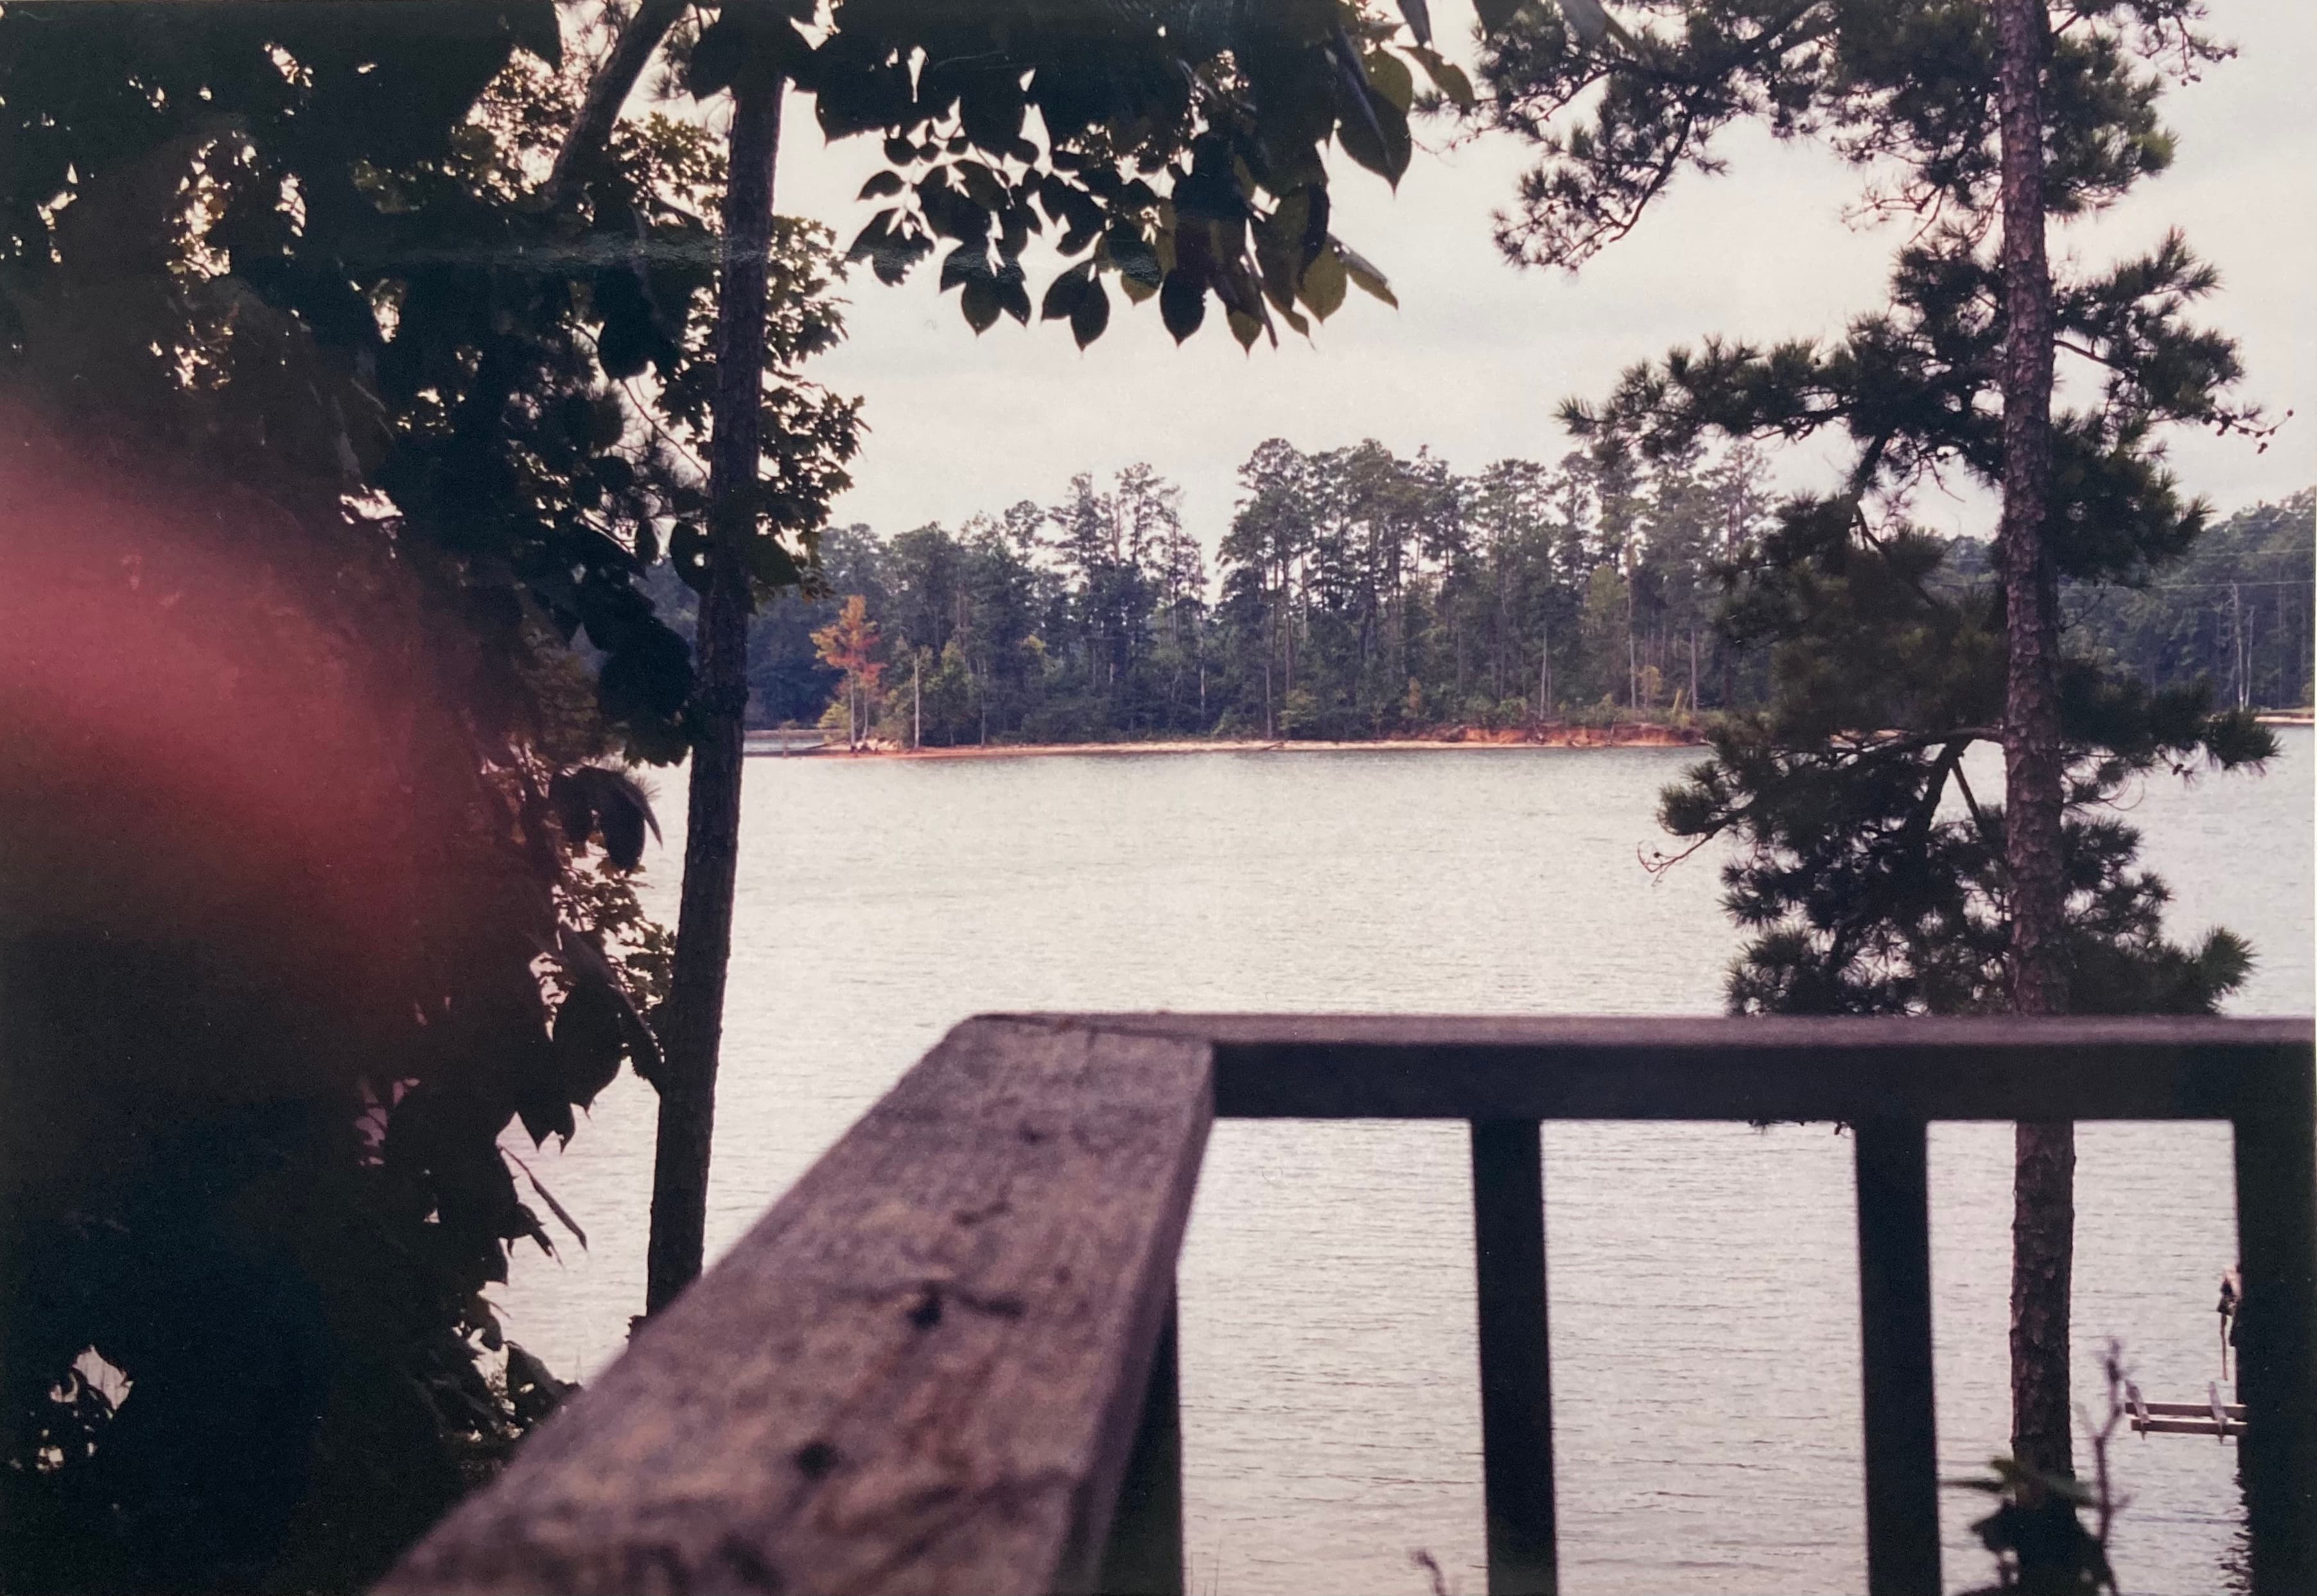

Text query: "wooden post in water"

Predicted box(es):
[1471, 1118, 1557, 1596]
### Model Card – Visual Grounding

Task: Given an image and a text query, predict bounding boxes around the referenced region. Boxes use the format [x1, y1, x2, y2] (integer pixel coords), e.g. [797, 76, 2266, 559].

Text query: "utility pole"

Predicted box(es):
[2230, 583, 2247, 710]
[1539, 621, 1552, 723]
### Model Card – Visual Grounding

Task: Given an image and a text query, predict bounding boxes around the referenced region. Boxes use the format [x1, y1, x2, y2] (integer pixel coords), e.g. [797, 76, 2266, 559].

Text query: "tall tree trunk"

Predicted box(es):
[645, 72, 783, 1317]
[1994, 0, 2074, 1479]
[544, 0, 685, 207]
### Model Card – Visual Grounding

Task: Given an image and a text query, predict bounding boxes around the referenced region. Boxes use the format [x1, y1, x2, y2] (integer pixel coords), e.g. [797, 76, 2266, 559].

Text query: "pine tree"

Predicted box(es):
[1482, 0, 2277, 1473]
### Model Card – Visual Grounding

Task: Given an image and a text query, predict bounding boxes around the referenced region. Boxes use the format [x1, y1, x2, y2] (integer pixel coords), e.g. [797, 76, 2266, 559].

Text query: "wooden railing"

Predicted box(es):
[380, 1014, 2316, 1596]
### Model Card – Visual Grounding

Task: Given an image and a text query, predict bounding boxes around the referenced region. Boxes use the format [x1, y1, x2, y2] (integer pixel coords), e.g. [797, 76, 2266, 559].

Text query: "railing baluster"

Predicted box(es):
[2232, 1054, 2317, 1596]
[1096, 1290, 1186, 1596]
[1853, 1118, 1941, 1596]
[1471, 1118, 1558, 1596]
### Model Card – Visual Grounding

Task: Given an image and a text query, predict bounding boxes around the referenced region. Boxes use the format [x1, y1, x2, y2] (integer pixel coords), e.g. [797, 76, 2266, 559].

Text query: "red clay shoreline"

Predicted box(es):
[762, 712, 2314, 762]
[778, 723, 1710, 761]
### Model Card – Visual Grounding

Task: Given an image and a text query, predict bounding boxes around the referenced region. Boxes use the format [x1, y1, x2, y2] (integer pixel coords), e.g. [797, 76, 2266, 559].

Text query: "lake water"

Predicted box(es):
[496, 730, 2313, 1595]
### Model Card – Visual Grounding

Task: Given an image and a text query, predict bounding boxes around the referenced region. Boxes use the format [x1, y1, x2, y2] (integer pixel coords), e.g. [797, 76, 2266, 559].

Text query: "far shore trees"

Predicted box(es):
[740, 459, 2305, 745]
[1477, 0, 2278, 1475]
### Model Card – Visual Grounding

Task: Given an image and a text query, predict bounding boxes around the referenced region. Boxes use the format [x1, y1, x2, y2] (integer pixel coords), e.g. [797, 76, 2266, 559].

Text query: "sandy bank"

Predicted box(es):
[804, 724, 1708, 761]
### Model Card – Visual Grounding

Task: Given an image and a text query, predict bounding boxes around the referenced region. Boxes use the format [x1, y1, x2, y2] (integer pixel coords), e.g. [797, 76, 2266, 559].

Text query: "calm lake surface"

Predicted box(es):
[497, 729, 2313, 1595]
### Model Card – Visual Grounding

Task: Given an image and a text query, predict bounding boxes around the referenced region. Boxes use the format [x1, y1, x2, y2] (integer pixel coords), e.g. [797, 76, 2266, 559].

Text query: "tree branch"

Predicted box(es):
[545, 0, 688, 209]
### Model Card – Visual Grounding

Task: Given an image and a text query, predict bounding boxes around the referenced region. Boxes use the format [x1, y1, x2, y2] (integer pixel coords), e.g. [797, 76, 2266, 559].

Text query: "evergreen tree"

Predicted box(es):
[1480, 0, 2277, 1473]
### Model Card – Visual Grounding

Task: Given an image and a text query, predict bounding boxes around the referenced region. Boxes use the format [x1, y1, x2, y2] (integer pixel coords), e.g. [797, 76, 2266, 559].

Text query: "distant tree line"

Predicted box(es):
[1959, 488, 2313, 717]
[681, 453, 2309, 744]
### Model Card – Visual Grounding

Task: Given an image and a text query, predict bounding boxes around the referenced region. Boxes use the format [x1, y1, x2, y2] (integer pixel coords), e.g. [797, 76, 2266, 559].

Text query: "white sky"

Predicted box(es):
[758, 1, 2314, 551]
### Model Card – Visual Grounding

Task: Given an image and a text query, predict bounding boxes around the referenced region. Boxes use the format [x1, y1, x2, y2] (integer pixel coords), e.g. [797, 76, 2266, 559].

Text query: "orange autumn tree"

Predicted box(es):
[810, 594, 884, 746]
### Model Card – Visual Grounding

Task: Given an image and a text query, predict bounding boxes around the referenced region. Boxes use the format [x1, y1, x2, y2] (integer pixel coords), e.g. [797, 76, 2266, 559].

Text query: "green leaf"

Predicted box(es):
[846, 210, 893, 259]
[960, 276, 1001, 333]
[1408, 46, 1476, 110]
[1252, 191, 1309, 315]
[1397, 0, 1434, 44]
[939, 242, 991, 292]
[1040, 261, 1093, 321]
[1069, 275, 1111, 347]
[551, 978, 627, 1107]
[992, 261, 1031, 325]
[1159, 270, 1206, 342]
[1300, 244, 1347, 319]
[1473, 0, 1526, 30]
[748, 532, 801, 589]
[687, 17, 745, 98]
[1364, 49, 1415, 116]
[958, 69, 1027, 152]
[956, 160, 1009, 213]
[1101, 225, 1164, 292]
[1334, 85, 1413, 185]
[1337, 241, 1398, 307]
[849, 213, 929, 286]
[858, 170, 904, 200]
[1227, 308, 1263, 350]
[1559, 0, 1623, 49]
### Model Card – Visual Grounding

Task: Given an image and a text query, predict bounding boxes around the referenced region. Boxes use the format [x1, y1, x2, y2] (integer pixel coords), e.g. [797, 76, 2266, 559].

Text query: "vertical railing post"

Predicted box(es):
[1096, 1290, 1186, 1596]
[1471, 1119, 1557, 1596]
[1853, 1119, 1941, 1596]
[2233, 1049, 2317, 1596]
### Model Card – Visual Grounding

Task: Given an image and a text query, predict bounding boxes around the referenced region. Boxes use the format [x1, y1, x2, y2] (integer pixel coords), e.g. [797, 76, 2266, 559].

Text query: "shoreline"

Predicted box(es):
[754, 715, 2313, 762]
[766, 724, 1710, 761]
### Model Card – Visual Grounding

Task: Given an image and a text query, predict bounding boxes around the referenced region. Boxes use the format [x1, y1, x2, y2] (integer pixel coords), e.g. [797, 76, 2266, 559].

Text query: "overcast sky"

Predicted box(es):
[758, 1, 2313, 552]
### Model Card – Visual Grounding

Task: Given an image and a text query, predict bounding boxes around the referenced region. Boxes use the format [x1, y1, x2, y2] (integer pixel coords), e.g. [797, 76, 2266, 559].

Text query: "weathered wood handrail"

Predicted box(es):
[380, 1013, 2316, 1596]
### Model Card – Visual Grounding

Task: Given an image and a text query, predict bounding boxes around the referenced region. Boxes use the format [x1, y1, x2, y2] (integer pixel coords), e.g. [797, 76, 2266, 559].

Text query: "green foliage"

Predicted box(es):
[698, 0, 1501, 343]
[0, 5, 852, 1588]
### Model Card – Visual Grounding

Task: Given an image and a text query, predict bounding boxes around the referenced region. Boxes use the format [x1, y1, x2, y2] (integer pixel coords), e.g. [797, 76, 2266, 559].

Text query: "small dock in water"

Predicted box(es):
[2129, 1382, 2248, 1439]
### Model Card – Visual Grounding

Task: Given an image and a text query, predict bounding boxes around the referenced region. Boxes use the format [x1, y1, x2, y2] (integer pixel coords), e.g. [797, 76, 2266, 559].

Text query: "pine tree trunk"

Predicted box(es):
[1993, 0, 2074, 1477]
[645, 73, 783, 1317]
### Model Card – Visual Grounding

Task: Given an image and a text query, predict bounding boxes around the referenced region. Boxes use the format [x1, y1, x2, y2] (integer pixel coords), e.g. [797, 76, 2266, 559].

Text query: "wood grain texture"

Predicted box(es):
[1036, 1013, 2313, 1123]
[380, 1017, 1213, 1596]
